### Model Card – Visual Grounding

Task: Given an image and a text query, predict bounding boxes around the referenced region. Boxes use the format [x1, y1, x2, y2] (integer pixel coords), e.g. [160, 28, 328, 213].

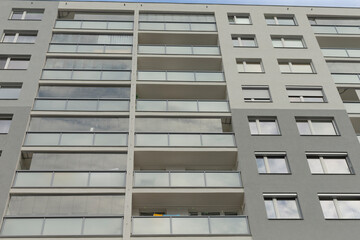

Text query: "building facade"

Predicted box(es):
[0, 0, 359, 239]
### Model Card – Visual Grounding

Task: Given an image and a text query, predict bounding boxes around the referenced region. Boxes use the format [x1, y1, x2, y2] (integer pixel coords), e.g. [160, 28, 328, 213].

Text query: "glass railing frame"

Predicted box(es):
[137, 70, 225, 82]
[138, 44, 220, 55]
[135, 132, 236, 147]
[131, 215, 250, 236]
[136, 99, 230, 113]
[48, 43, 133, 54]
[312, 25, 360, 35]
[24, 131, 129, 147]
[55, 19, 134, 30]
[41, 69, 132, 81]
[138, 21, 217, 32]
[13, 170, 127, 188]
[33, 98, 130, 112]
[133, 170, 242, 188]
[321, 48, 360, 58]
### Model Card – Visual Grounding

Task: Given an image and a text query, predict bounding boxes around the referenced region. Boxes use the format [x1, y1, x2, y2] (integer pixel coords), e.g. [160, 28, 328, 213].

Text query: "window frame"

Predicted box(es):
[271, 36, 306, 48]
[286, 86, 326, 103]
[10, 9, 44, 21]
[255, 152, 291, 174]
[319, 194, 360, 219]
[0, 116, 13, 134]
[306, 153, 353, 175]
[264, 194, 302, 219]
[232, 35, 257, 48]
[296, 118, 339, 136]
[278, 61, 315, 74]
[0, 56, 30, 70]
[237, 59, 264, 73]
[242, 86, 271, 102]
[0, 83, 22, 99]
[1, 31, 37, 44]
[248, 117, 281, 135]
[265, 15, 297, 26]
[228, 14, 252, 25]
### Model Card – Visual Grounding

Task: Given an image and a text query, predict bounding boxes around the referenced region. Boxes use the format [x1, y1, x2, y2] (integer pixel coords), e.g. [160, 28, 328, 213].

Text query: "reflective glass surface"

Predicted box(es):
[132, 218, 171, 235]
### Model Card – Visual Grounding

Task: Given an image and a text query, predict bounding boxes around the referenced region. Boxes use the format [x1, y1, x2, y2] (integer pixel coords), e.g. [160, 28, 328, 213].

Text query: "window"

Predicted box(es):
[10, 9, 44, 20]
[296, 118, 338, 135]
[272, 37, 305, 48]
[2, 32, 37, 43]
[264, 194, 301, 219]
[242, 87, 271, 102]
[0, 57, 30, 70]
[319, 195, 360, 219]
[248, 117, 280, 135]
[0, 84, 21, 99]
[306, 153, 352, 174]
[0, 117, 12, 133]
[232, 36, 257, 47]
[228, 15, 251, 25]
[256, 153, 290, 174]
[266, 16, 296, 25]
[279, 61, 314, 73]
[237, 60, 264, 73]
[287, 87, 325, 102]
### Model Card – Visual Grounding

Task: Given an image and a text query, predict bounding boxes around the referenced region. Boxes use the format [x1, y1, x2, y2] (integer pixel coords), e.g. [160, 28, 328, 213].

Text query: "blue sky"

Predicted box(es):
[42, 0, 360, 8]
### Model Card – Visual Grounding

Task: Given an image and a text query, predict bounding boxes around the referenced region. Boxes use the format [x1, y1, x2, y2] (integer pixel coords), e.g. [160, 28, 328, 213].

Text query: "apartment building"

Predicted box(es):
[0, 0, 359, 239]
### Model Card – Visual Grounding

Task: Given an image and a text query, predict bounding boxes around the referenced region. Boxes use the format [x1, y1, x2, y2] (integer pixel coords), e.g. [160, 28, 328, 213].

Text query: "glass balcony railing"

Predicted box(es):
[48, 44, 132, 54]
[139, 22, 217, 31]
[312, 25, 360, 34]
[41, 70, 131, 81]
[135, 133, 236, 147]
[332, 74, 360, 84]
[134, 171, 242, 188]
[1, 217, 123, 236]
[321, 48, 360, 58]
[357, 135, 360, 143]
[24, 132, 128, 146]
[33, 99, 130, 111]
[137, 71, 224, 82]
[344, 102, 360, 114]
[138, 45, 220, 55]
[136, 100, 229, 112]
[55, 20, 133, 30]
[13, 171, 126, 188]
[132, 216, 250, 236]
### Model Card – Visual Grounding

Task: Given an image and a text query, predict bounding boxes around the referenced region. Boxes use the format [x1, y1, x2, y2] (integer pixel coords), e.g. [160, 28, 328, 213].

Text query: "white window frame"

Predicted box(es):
[287, 87, 325, 102]
[229, 15, 251, 25]
[264, 194, 302, 219]
[279, 61, 315, 73]
[237, 60, 264, 73]
[1, 32, 37, 43]
[256, 153, 290, 174]
[319, 194, 360, 219]
[232, 36, 257, 47]
[249, 118, 280, 135]
[272, 37, 305, 48]
[296, 119, 338, 135]
[266, 16, 296, 25]
[306, 153, 352, 174]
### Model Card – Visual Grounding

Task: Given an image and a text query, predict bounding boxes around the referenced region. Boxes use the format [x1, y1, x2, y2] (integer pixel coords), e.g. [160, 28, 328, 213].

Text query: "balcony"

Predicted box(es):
[132, 216, 250, 236]
[312, 25, 360, 35]
[136, 100, 229, 112]
[138, 45, 220, 55]
[48, 44, 132, 54]
[344, 102, 360, 114]
[41, 70, 131, 81]
[24, 132, 128, 146]
[13, 171, 126, 188]
[137, 71, 224, 82]
[1, 217, 123, 236]
[139, 22, 217, 32]
[133, 171, 241, 188]
[55, 20, 133, 30]
[332, 74, 360, 84]
[33, 99, 129, 112]
[322, 48, 360, 58]
[135, 133, 236, 147]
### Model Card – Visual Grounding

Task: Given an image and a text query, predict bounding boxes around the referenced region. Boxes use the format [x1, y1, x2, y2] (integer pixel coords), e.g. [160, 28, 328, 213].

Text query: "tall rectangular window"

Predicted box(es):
[248, 117, 280, 135]
[306, 153, 352, 174]
[279, 61, 314, 73]
[296, 118, 338, 135]
[10, 9, 44, 20]
[2, 32, 37, 43]
[0, 117, 12, 134]
[256, 153, 290, 174]
[319, 196, 360, 219]
[264, 194, 302, 219]
[237, 59, 264, 73]
[228, 14, 251, 25]
[265, 16, 296, 25]
[0, 57, 30, 70]
[272, 37, 305, 48]
[242, 86, 271, 102]
[287, 87, 325, 102]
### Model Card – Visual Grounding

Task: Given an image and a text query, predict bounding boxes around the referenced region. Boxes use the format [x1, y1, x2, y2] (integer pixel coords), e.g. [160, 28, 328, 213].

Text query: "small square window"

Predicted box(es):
[279, 61, 314, 73]
[266, 16, 296, 26]
[232, 36, 257, 47]
[228, 15, 251, 25]
[264, 195, 301, 219]
[306, 154, 352, 174]
[237, 60, 263, 73]
[242, 87, 271, 102]
[296, 118, 338, 135]
[256, 153, 290, 174]
[249, 117, 280, 135]
[287, 87, 325, 102]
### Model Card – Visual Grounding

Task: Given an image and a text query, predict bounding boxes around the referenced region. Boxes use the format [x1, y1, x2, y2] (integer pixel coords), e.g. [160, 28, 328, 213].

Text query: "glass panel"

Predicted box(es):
[279, 63, 291, 73]
[89, 172, 125, 187]
[132, 218, 171, 235]
[249, 121, 258, 134]
[312, 121, 336, 135]
[102, 71, 131, 80]
[138, 46, 165, 54]
[43, 218, 82, 235]
[241, 38, 256, 47]
[296, 121, 311, 135]
[77, 45, 104, 53]
[82, 21, 107, 29]
[55, 20, 82, 29]
[193, 46, 220, 55]
[323, 158, 350, 174]
[33, 100, 67, 111]
[137, 100, 167, 111]
[52, 172, 88, 187]
[67, 100, 98, 111]
[196, 72, 223, 81]
[210, 217, 249, 234]
[198, 101, 229, 112]
[166, 23, 190, 31]
[83, 218, 123, 235]
[166, 46, 192, 54]
[246, 62, 263, 72]
[24, 133, 60, 146]
[235, 17, 250, 24]
[168, 101, 197, 111]
[108, 22, 133, 30]
[7, 59, 29, 69]
[136, 134, 168, 146]
[168, 72, 195, 81]
[1, 218, 43, 236]
[169, 134, 201, 146]
[205, 172, 241, 187]
[312, 26, 337, 34]
[139, 22, 165, 30]
[272, 39, 283, 47]
[345, 103, 360, 114]
[172, 218, 209, 234]
[336, 26, 360, 34]
[321, 49, 348, 57]
[259, 121, 280, 134]
[267, 157, 288, 173]
[237, 63, 245, 72]
[191, 23, 216, 31]
[105, 45, 132, 54]
[14, 172, 52, 187]
[256, 157, 266, 173]
[60, 133, 93, 145]
[42, 70, 72, 80]
[320, 200, 338, 219]
[202, 134, 235, 146]
[347, 49, 360, 58]
[265, 200, 276, 218]
[48, 44, 77, 53]
[17, 35, 36, 43]
[277, 18, 295, 25]
[171, 172, 205, 187]
[3, 34, 16, 43]
[338, 200, 360, 218]
[11, 11, 24, 20]
[98, 100, 129, 111]
[266, 18, 276, 25]
[291, 63, 313, 73]
[284, 39, 304, 48]
[0, 119, 11, 133]
[138, 71, 166, 81]
[277, 199, 300, 218]
[94, 133, 127, 146]
[72, 71, 102, 80]
[25, 12, 43, 20]
[134, 172, 169, 187]
[307, 158, 324, 173]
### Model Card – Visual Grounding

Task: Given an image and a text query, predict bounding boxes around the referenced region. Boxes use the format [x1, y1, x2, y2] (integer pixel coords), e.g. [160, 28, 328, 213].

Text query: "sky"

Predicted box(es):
[35, 0, 360, 8]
